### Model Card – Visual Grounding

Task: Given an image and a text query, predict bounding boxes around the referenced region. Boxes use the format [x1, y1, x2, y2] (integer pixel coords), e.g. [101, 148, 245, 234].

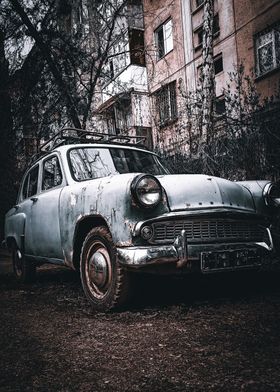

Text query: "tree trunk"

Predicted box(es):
[0, 30, 17, 239]
[10, 0, 82, 129]
[200, 0, 215, 172]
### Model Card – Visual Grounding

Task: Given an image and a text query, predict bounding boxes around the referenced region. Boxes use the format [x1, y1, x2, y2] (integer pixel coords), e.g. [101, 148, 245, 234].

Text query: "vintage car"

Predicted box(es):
[4, 128, 280, 310]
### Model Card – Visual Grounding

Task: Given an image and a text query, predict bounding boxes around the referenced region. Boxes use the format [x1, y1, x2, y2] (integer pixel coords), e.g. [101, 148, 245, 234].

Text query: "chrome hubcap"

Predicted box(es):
[86, 242, 112, 299]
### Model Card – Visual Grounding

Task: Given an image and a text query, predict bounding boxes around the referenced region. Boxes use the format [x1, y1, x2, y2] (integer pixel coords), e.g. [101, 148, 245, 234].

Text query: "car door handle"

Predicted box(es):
[31, 197, 38, 202]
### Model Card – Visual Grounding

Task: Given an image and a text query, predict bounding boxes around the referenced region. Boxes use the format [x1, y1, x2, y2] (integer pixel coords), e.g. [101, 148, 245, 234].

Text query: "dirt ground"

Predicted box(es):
[1, 250, 280, 392]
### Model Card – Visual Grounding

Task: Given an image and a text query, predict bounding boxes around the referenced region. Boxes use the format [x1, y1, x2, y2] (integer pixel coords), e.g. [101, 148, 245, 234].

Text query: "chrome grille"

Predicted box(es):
[152, 220, 267, 244]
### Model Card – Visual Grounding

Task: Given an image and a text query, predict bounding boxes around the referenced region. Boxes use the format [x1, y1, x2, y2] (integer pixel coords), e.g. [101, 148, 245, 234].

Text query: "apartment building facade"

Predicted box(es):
[233, 0, 280, 97]
[94, 0, 153, 148]
[95, 0, 280, 154]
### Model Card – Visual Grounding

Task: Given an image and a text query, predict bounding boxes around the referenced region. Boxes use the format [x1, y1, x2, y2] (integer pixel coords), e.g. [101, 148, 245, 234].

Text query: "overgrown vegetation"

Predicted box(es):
[161, 65, 280, 181]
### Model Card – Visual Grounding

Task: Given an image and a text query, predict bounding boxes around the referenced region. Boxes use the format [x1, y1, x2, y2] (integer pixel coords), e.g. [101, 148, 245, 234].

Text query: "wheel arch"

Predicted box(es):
[5, 212, 26, 252]
[72, 215, 110, 271]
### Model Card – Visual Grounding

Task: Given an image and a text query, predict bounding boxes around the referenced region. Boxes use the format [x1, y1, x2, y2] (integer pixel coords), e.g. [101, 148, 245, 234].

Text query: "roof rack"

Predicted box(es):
[39, 127, 147, 153]
[27, 127, 148, 168]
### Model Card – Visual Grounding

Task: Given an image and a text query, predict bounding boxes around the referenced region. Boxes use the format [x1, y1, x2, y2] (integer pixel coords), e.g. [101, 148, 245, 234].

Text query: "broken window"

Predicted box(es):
[155, 19, 173, 59]
[155, 81, 178, 127]
[255, 23, 280, 76]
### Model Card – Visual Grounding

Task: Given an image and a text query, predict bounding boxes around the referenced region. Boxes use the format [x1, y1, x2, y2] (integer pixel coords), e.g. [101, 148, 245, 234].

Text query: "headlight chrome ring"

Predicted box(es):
[263, 182, 280, 207]
[131, 174, 162, 208]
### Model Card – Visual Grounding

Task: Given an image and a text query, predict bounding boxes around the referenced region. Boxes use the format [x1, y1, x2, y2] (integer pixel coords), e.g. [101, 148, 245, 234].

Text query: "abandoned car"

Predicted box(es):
[4, 128, 280, 310]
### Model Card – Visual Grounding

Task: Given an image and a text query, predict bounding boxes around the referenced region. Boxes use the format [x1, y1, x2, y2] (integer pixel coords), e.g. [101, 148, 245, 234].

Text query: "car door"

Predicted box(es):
[29, 154, 65, 260]
[16, 164, 40, 256]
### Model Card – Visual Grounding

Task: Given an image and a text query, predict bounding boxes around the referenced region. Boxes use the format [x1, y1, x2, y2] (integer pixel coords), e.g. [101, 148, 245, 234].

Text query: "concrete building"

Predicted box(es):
[95, 0, 280, 154]
[233, 0, 280, 97]
[94, 0, 153, 148]
[142, 0, 241, 153]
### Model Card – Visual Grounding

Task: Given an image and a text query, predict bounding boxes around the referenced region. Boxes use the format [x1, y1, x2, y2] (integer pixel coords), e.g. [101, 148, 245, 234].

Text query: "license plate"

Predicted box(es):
[201, 248, 262, 273]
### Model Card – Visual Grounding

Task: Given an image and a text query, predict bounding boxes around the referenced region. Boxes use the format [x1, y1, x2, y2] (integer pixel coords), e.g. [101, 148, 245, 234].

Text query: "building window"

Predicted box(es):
[129, 29, 145, 66]
[255, 23, 280, 77]
[194, 14, 220, 49]
[196, 53, 223, 79]
[155, 19, 173, 60]
[155, 81, 177, 127]
[214, 53, 223, 74]
[215, 96, 226, 115]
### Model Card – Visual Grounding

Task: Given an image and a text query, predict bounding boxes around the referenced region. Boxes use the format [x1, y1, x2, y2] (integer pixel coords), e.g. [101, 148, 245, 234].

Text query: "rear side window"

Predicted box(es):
[22, 165, 39, 200]
[42, 156, 63, 191]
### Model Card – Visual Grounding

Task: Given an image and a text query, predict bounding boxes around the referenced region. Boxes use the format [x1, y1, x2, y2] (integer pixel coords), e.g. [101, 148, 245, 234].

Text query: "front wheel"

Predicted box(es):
[80, 227, 131, 311]
[12, 245, 36, 283]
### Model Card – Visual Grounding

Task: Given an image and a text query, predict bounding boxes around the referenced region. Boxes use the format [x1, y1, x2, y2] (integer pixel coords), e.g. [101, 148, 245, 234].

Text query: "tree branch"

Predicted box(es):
[9, 0, 82, 129]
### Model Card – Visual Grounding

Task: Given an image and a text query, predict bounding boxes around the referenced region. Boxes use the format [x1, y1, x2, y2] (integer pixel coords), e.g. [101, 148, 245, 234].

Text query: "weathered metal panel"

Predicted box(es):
[158, 174, 256, 212]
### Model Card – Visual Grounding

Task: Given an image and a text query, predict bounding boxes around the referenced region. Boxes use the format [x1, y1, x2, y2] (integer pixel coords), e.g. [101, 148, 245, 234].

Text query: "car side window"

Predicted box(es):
[42, 156, 63, 191]
[21, 165, 39, 200]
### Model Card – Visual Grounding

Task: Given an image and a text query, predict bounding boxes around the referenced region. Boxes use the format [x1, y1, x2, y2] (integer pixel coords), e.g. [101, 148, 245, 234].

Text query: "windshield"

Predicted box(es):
[69, 147, 168, 181]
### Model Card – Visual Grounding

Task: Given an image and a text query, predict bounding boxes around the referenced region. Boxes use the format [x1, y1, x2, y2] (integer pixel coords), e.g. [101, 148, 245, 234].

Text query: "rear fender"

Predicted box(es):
[5, 212, 26, 251]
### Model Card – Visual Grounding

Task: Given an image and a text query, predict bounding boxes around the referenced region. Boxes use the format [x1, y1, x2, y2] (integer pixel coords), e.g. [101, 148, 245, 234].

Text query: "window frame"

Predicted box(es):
[129, 28, 146, 66]
[214, 53, 223, 75]
[194, 14, 220, 51]
[154, 18, 173, 60]
[196, 52, 223, 80]
[20, 164, 40, 202]
[255, 23, 280, 78]
[154, 81, 178, 128]
[41, 154, 64, 193]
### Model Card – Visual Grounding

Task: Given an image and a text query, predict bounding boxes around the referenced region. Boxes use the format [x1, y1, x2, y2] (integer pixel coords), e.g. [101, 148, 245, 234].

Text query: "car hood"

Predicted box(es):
[157, 174, 255, 212]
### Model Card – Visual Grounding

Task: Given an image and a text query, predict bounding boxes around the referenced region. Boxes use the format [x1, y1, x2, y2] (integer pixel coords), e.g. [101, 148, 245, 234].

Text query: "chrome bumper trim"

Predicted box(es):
[117, 230, 187, 267]
[117, 228, 274, 268]
[255, 227, 274, 251]
[117, 245, 179, 266]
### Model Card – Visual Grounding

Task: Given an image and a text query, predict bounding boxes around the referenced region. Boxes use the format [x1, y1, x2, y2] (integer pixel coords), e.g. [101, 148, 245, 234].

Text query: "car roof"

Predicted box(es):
[26, 142, 158, 171]
[54, 143, 156, 155]
[26, 128, 155, 170]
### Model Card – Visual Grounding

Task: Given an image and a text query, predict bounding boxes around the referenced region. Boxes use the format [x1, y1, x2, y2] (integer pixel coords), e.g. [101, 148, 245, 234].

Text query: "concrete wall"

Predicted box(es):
[188, 0, 238, 96]
[143, 0, 186, 92]
[234, 0, 280, 98]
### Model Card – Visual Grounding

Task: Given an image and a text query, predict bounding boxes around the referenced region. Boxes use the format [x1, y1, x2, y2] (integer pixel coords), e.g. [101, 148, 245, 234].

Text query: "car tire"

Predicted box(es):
[12, 245, 36, 283]
[80, 227, 131, 311]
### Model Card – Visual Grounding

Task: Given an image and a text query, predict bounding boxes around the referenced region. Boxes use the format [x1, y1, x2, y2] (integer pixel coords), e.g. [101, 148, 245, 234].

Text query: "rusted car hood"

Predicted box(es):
[158, 174, 255, 212]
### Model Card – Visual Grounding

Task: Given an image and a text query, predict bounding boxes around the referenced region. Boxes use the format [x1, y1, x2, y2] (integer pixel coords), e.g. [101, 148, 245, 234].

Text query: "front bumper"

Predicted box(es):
[117, 228, 274, 272]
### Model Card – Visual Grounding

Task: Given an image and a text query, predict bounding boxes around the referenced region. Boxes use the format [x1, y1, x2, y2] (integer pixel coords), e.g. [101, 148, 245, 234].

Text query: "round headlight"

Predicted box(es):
[263, 182, 280, 207]
[131, 174, 162, 208]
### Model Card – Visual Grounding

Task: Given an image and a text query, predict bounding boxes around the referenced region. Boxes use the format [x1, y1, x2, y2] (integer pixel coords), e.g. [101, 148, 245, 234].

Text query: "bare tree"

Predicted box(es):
[0, 0, 132, 237]
[170, 63, 280, 180]
[199, 0, 215, 169]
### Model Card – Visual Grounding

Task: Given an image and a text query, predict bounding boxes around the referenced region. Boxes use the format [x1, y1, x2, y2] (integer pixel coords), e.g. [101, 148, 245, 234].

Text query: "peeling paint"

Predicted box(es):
[5, 144, 277, 275]
[70, 193, 77, 206]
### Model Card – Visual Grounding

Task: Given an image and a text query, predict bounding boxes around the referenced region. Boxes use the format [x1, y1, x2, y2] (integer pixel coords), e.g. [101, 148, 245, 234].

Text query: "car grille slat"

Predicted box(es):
[152, 220, 267, 243]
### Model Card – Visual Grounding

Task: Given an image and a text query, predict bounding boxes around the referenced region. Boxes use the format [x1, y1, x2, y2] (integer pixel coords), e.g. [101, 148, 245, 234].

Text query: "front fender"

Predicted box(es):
[59, 173, 169, 265]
